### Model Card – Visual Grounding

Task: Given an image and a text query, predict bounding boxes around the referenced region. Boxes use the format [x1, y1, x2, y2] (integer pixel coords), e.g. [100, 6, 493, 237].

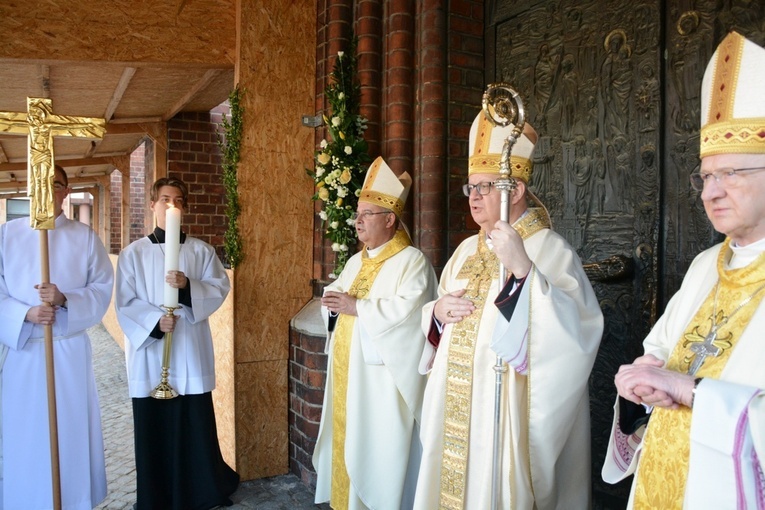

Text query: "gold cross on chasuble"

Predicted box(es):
[0, 97, 106, 229]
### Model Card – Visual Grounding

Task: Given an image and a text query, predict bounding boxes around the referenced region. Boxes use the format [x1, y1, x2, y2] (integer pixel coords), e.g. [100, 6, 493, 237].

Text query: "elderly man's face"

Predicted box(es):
[468, 173, 528, 231]
[700, 153, 765, 246]
[354, 203, 395, 250]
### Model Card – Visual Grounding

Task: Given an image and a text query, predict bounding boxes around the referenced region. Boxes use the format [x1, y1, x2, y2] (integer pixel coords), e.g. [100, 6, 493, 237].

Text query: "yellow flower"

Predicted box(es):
[336, 198, 343, 206]
[318, 187, 329, 201]
[317, 152, 331, 165]
[338, 131, 346, 140]
[316, 180, 325, 187]
[339, 169, 351, 184]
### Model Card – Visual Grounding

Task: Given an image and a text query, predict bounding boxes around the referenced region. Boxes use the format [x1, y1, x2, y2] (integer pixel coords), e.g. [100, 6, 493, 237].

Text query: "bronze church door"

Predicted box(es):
[487, 0, 765, 507]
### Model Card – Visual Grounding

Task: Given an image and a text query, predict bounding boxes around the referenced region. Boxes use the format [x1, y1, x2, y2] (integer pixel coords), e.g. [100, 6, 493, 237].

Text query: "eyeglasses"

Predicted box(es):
[462, 181, 496, 196]
[689, 167, 765, 191]
[53, 182, 67, 191]
[352, 210, 392, 221]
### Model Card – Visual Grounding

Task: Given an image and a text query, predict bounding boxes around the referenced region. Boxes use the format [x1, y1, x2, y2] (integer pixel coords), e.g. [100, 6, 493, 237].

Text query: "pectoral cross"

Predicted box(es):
[0, 97, 105, 229]
[682, 312, 733, 376]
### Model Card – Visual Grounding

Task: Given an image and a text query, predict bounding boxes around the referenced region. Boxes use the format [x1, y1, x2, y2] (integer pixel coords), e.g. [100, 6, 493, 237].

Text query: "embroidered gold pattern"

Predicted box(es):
[633, 240, 765, 508]
[438, 209, 549, 509]
[330, 230, 411, 509]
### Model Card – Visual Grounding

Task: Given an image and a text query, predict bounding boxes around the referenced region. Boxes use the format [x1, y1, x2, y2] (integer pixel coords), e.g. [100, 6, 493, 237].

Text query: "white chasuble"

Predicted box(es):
[414, 219, 603, 510]
[603, 241, 765, 509]
[0, 215, 113, 510]
[313, 233, 438, 510]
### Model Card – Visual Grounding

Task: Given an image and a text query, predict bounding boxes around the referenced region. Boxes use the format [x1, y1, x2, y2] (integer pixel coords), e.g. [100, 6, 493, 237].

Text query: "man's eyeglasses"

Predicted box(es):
[352, 210, 392, 221]
[53, 182, 67, 191]
[689, 167, 765, 191]
[462, 181, 496, 196]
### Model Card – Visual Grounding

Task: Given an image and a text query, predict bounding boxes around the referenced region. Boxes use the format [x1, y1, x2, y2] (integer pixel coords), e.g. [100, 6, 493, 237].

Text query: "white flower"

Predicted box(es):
[338, 92, 345, 100]
[337, 187, 348, 198]
[319, 211, 328, 221]
[338, 51, 344, 58]
[331, 242, 341, 252]
[328, 272, 337, 280]
[344, 146, 352, 155]
[340, 244, 348, 252]
[320, 139, 328, 149]
[330, 221, 339, 229]
[346, 217, 355, 226]
[315, 166, 325, 178]
[331, 116, 341, 127]
[355, 189, 361, 197]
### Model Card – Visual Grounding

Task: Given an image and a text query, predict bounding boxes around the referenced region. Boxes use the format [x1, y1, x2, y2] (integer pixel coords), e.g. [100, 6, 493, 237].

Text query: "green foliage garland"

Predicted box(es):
[307, 37, 370, 277]
[218, 87, 244, 268]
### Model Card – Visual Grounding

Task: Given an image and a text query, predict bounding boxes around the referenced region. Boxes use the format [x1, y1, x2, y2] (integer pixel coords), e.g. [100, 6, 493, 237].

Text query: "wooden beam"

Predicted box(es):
[163, 69, 223, 120]
[39, 64, 50, 98]
[108, 116, 164, 125]
[106, 122, 155, 135]
[0, 144, 7, 164]
[0, 157, 115, 172]
[104, 67, 137, 121]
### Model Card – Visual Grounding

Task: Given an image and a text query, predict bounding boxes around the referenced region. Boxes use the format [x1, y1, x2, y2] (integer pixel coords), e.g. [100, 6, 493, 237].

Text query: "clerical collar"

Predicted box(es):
[366, 237, 394, 258]
[148, 227, 187, 244]
[728, 237, 765, 269]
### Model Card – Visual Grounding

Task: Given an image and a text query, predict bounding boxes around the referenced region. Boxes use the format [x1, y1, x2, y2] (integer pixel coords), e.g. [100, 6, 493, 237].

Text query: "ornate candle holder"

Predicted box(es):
[150, 306, 180, 399]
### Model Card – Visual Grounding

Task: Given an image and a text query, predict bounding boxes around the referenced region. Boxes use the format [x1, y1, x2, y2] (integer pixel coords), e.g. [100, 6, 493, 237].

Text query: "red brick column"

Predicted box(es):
[356, 0, 383, 158]
[415, 0, 447, 267]
[383, 0, 415, 177]
[446, 0, 485, 251]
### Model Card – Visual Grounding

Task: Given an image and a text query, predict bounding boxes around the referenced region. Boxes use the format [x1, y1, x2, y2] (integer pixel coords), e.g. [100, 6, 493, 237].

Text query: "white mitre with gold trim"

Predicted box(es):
[359, 156, 411, 217]
[700, 31, 765, 157]
[468, 111, 538, 181]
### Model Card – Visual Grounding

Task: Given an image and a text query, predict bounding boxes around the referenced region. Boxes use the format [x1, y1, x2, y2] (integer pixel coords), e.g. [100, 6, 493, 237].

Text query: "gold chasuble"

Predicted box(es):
[439, 209, 549, 510]
[330, 230, 411, 510]
[633, 240, 765, 508]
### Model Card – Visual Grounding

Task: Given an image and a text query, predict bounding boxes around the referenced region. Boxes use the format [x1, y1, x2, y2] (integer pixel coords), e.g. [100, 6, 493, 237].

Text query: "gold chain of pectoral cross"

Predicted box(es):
[682, 279, 765, 375]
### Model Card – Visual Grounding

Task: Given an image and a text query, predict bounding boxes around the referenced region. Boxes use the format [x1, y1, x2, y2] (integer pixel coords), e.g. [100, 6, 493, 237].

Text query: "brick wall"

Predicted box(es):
[109, 170, 122, 253]
[167, 105, 229, 262]
[288, 327, 327, 488]
[109, 141, 149, 253]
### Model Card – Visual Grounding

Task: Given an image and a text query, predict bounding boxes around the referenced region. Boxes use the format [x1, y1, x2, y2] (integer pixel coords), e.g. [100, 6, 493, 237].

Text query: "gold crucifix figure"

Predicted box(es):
[0, 97, 106, 229]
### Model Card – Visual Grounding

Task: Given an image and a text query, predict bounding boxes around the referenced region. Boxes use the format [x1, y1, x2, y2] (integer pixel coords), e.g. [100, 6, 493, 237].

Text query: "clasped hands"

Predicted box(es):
[25, 282, 66, 325]
[322, 291, 358, 316]
[615, 354, 696, 409]
[435, 221, 532, 324]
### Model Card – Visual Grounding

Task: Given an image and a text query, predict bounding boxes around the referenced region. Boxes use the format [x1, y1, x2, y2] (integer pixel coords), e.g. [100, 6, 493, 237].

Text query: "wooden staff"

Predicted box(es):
[40, 229, 62, 509]
[1, 97, 106, 510]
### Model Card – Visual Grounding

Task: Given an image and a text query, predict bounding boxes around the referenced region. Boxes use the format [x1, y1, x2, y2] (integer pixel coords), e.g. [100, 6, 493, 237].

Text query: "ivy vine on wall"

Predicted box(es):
[218, 87, 244, 268]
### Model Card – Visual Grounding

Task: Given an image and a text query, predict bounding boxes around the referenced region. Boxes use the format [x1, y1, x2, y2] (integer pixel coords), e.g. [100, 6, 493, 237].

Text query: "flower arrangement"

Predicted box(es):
[308, 38, 370, 277]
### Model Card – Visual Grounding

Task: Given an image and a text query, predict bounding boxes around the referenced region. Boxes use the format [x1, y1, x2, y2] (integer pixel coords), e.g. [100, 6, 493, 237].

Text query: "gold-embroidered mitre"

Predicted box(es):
[700, 31, 765, 157]
[468, 111, 538, 182]
[359, 156, 411, 216]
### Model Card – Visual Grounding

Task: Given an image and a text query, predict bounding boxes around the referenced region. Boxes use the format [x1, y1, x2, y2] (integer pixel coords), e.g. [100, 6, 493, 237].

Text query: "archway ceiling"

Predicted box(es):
[0, 0, 236, 196]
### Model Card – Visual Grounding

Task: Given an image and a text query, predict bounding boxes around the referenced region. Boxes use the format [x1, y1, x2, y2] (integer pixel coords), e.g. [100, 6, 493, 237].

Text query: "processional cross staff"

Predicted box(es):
[0, 97, 105, 510]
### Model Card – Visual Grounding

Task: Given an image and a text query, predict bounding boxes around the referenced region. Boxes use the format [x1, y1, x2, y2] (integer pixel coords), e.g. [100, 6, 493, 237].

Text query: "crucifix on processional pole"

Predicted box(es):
[0, 97, 105, 510]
